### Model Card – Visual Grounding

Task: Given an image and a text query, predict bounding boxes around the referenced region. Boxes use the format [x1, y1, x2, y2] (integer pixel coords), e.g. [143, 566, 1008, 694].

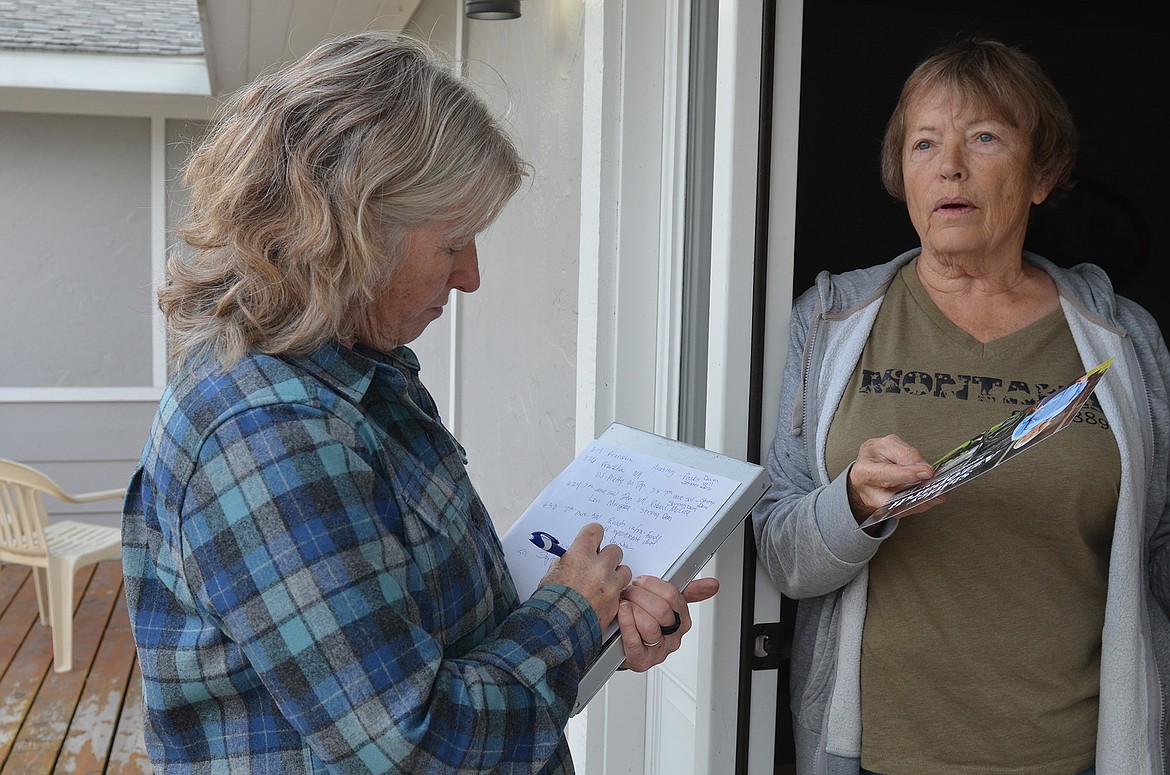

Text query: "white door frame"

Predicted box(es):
[745, 0, 804, 771]
[701, 3, 804, 771]
[696, 0, 769, 772]
[575, 0, 804, 772]
[576, 1, 690, 772]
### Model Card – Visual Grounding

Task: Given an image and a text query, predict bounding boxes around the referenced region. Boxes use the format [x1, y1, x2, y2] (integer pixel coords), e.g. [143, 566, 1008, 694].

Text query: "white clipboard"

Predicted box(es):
[500, 422, 770, 716]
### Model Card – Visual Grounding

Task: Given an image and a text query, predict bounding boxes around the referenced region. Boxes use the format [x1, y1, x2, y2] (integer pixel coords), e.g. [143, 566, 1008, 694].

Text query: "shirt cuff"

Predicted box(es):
[818, 463, 895, 565]
[525, 584, 604, 670]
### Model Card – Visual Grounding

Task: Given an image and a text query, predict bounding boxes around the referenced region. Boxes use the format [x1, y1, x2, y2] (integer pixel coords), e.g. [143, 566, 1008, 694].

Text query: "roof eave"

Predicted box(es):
[0, 49, 211, 96]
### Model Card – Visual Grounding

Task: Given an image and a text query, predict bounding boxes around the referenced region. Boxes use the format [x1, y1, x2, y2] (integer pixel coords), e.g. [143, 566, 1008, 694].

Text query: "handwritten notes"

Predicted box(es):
[502, 440, 740, 603]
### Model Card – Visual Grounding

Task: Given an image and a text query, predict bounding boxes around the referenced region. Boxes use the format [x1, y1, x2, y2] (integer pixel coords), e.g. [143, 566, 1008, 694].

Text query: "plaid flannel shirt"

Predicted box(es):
[122, 343, 602, 774]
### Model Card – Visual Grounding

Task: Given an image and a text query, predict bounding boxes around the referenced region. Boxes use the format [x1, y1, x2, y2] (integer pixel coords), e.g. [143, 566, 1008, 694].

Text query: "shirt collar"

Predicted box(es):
[284, 341, 421, 404]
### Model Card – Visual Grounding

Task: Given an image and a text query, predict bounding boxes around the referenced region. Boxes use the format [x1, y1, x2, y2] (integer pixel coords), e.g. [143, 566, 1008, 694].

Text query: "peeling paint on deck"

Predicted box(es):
[0, 562, 149, 773]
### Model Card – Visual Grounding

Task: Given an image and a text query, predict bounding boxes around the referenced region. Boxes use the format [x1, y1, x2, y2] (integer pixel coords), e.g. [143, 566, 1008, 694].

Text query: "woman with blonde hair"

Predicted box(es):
[123, 31, 716, 774]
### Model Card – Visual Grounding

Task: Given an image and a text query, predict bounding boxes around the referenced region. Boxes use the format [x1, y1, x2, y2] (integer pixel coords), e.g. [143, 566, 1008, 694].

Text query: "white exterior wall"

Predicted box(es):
[458, 5, 585, 528]
[411, 0, 586, 533]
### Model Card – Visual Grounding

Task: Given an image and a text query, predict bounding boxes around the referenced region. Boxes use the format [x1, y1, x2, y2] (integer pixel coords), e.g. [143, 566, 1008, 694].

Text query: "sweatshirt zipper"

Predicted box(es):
[802, 316, 817, 434]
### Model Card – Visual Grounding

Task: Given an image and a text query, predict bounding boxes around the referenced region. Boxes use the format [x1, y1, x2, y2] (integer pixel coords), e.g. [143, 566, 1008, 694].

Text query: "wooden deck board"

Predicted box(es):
[0, 567, 86, 767]
[0, 566, 38, 683]
[105, 662, 150, 775]
[0, 561, 150, 774]
[58, 587, 138, 774]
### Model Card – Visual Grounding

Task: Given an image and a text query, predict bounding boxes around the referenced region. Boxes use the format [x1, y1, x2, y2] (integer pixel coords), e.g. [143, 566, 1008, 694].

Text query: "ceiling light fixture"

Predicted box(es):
[465, 0, 521, 20]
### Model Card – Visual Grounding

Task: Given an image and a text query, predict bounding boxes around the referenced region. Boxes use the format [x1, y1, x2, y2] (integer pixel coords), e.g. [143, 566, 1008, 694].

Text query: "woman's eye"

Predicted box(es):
[912, 140, 931, 151]
[976, 132, 995, 143]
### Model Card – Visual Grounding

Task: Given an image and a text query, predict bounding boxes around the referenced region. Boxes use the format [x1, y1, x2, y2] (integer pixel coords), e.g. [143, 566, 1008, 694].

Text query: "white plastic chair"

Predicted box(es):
[0, 459, 124, 672]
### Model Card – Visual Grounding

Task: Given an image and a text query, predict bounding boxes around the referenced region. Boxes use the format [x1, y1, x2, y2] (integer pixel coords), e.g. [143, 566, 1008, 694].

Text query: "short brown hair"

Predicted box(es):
[880, 37, 1077, 203]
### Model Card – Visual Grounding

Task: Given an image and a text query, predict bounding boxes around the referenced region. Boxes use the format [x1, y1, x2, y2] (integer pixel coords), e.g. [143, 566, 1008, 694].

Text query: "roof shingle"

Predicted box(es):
[0, 0, 203, 56]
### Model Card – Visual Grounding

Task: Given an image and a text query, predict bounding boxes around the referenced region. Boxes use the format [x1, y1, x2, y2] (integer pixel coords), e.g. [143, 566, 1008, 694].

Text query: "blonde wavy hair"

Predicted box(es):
[880, 36, 1078, 204]
[161, 31, 527, 371]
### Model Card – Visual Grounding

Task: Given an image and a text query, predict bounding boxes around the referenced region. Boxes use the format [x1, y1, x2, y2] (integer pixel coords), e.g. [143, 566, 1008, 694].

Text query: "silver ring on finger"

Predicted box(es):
[641, 638, 662, 648]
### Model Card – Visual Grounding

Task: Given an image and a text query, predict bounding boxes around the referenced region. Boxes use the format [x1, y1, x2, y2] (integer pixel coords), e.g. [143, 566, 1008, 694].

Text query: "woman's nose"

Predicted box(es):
[451, 241, 481, 293]
[939, 145, 966, 181]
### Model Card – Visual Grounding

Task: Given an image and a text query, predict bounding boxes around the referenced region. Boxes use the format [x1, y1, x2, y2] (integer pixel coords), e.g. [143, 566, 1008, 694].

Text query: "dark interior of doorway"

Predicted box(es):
[792, 1, 1169, 334]
[776, 2, 1168, 770]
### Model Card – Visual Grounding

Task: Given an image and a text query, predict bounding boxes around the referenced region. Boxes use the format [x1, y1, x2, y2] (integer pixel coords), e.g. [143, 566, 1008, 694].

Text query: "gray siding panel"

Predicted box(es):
[0, 400, 157, 529]
[0, 112, 154, 389]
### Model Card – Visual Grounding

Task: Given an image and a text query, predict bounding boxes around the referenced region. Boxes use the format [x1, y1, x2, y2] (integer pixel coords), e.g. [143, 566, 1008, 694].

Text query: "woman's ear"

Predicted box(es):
[1031, 176, 1055, 207]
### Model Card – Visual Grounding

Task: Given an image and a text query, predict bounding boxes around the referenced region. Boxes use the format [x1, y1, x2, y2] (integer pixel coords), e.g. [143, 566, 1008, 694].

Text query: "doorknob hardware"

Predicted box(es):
[750, 622, 784, 671]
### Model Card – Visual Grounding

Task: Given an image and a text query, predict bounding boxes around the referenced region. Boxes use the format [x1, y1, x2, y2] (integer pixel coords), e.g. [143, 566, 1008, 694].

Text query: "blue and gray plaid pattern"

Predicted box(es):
[123, 343, 601, 774]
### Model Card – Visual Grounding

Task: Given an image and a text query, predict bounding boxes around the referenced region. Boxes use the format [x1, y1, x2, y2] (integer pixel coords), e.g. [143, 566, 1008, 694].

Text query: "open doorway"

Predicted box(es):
[793, 0, 1169, 335]
[770, 1, 1170, 770]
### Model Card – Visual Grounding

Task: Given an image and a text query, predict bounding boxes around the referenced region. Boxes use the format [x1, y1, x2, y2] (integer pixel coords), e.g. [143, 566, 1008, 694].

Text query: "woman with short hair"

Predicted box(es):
[754, 37, 1170, 775]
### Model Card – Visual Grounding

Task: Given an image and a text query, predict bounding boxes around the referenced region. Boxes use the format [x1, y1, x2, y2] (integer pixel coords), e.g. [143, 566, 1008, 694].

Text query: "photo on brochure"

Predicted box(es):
[857, 357, 1114, 529]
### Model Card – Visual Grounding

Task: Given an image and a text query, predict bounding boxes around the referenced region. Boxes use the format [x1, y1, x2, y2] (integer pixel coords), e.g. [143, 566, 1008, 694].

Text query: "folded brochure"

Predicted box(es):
[858, 358, 1113, 529]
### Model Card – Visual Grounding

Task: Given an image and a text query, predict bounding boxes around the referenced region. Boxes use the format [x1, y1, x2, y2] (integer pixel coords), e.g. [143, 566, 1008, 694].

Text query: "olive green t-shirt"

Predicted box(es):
[825, 260, 1120, 775]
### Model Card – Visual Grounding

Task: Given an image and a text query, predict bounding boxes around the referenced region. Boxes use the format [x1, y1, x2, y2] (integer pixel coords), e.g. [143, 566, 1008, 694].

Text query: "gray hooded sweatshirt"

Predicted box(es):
[753, 249, 1170, 775]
